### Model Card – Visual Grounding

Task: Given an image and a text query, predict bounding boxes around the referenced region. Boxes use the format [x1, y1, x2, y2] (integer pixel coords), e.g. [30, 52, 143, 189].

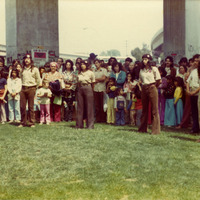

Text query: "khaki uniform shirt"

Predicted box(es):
[93, 68, 107, 92]
[139, 66, 161, 85]
[78, 70, 95, 85]
[21, 66, 40, 87]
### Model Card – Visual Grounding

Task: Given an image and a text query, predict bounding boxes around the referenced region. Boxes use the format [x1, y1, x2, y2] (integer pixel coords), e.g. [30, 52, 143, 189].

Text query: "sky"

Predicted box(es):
[0, 0, 163, 56]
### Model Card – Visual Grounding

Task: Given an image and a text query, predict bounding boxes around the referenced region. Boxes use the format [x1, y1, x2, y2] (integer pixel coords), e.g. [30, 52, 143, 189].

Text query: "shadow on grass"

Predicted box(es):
[169, 135, 199, 142]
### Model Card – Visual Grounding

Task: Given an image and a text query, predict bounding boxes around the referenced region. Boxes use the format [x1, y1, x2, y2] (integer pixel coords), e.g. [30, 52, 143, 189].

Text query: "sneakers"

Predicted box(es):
[46, 122, 50, 125]
[30, 125, 35, 128]
[8, 120, 14, 123]
[15, 120, 21, 123]
[1, 122, 5, 124]
[39, 122, 43, 125]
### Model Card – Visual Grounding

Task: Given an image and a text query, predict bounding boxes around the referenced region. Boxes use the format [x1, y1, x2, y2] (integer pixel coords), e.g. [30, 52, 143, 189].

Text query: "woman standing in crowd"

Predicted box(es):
[138, 54, 161, 135]
[163, 75, 176, 127]
[43, 62, 63, 122]
[76, 60, 95, 129]
[7, 69, 22, 123]
[62, 59, 77, 122]
[110, 62, 126, 88]
[19, 54, 40, 127]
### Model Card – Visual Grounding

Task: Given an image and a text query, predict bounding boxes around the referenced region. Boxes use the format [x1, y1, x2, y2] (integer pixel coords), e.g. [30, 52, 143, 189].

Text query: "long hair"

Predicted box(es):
[10, 69, 20, 78]
[112, 62, 122, 73]
[164, 56, 174, 69]
[64, 59, 74, 72]
[140, 60, 151, 70]
[22, 58, 35, 72]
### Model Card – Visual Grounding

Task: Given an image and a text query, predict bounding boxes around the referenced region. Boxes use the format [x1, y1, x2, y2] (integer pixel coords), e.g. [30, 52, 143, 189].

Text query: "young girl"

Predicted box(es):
[174, 76, 184, 126]
[123, 73, 136, 124]
[114, 87, 126, 125]
[163, 75, 176, 127]
[106, 77, 116, 124]
[7, 69, 22, 123]
[37, 80, 52, 125]
[127, 92, 137, 125]
[127, 83, 143, 126]
[0, 70, 8, 124]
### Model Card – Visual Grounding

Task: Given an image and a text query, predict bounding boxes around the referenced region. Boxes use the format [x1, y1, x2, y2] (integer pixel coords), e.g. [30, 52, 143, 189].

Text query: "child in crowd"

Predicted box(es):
[114, 87, 127, 125]
[127, 83, 143, 126]
[7, 69, 22, 123]
[123, 73, 138, 124]
[163, 75, 176, 127]
[127, 92, 137, 125]
[37, 80, 52, 125]
[106, 77, 116, 124]
[174, 76, 184, 125]
[0, 70, 8, 124]
[134, 83, 143, 127]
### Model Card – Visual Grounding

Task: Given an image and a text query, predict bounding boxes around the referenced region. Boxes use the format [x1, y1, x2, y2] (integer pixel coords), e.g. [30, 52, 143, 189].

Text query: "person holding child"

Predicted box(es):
[37, 80, 52, 125]
[62, 59, 77, 122]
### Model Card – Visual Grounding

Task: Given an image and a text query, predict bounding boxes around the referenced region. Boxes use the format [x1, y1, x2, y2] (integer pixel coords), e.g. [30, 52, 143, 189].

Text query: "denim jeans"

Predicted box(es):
[8, 99, 21, 121]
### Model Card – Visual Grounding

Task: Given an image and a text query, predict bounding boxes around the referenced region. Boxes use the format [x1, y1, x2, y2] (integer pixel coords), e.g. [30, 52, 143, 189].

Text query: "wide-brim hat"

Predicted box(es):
[89, 53, 98, 59]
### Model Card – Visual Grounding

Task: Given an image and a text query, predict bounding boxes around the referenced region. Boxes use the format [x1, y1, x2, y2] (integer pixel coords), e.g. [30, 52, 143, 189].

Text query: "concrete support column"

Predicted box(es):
[6, 0, 59, 66]
[163, 0, 185, 62]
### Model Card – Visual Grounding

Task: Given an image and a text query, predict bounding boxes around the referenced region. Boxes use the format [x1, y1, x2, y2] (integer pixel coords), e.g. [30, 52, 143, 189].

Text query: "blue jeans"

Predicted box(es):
[116, 110, 125, 125]
[8, 99, 21, 121]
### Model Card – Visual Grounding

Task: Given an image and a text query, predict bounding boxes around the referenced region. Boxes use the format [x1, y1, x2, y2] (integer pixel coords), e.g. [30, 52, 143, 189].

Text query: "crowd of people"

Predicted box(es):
[0, 52, 200, 136]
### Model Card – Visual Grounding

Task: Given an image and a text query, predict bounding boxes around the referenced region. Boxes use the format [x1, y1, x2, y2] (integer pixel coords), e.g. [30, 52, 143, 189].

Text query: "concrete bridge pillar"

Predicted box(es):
[164, 0, 200, 62]
[6, 0, 59, 66]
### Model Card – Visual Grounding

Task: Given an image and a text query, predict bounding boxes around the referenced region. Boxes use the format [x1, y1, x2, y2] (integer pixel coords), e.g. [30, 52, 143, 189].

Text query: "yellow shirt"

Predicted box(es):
[174, 87, 182, 104]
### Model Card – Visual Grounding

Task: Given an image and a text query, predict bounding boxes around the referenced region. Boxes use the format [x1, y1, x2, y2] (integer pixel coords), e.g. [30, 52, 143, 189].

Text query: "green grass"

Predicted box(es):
[0, 122, 200, 199]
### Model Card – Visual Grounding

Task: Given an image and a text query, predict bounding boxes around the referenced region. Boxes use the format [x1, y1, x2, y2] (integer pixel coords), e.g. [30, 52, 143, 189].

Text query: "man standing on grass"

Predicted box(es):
[186, 54, 200, 134]
[93, 59, 107, 123]
[18, 54, 40, 128]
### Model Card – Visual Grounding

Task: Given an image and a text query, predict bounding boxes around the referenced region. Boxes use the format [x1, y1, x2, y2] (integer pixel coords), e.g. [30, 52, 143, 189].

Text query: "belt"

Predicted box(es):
[79, 83, 91, 87]
[143, 83, 155, 88]
[22, 85, 36, 89]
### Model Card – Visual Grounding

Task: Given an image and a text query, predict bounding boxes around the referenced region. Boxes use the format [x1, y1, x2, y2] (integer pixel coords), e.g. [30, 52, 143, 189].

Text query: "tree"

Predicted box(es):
[131, 43, 151, 61]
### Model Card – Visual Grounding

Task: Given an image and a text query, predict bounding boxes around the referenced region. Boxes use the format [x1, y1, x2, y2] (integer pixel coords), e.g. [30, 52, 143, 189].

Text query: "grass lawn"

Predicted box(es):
[0, 122, 200, 200]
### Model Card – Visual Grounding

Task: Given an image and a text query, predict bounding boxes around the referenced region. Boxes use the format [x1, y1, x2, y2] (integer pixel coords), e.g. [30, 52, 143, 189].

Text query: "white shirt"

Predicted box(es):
[187, 68, 199, 93]
[93, 68, 107, 92]
[139, 67, 161, 85]
[7, 77, 22, 100]
[37, 87, 52, 104]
